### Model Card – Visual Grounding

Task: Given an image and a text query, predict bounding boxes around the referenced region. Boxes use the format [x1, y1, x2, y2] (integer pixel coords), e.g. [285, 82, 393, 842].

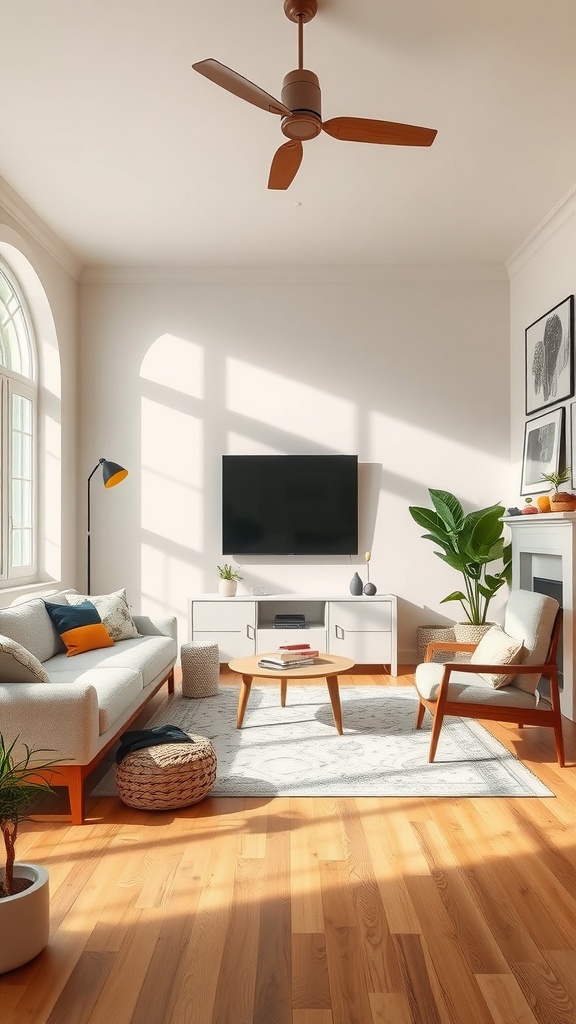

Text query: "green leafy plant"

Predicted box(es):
[0, 735, 58, 897]
[216, 563, 243, 582]
[540, 467, 571, 494]
[408, 489, 512, 625]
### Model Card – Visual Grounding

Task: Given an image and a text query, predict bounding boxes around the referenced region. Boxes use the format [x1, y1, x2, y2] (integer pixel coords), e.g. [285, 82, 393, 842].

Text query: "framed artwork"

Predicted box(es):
[525, 295, 574, 414]
[571, 402, 576, 490]
[521, 407, 564, 495]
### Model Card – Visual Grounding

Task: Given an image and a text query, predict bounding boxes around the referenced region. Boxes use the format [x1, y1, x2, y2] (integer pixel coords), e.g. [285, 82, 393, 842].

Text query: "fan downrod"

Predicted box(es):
[283, 0, 317, 24]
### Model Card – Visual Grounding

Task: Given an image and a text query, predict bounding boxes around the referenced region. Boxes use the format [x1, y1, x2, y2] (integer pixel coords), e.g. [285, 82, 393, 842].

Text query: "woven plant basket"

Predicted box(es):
[453, 622, 495, 644]
[115, 734, 217, 810]
[416, 625, 456, 663]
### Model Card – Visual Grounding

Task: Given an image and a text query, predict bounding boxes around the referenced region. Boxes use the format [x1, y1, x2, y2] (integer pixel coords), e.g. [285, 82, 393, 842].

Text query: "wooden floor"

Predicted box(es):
[2, 667, 576, 1024]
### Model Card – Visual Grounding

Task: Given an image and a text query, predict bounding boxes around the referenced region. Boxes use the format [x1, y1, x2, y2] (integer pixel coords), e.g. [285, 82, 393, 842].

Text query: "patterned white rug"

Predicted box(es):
[91, 685, 553, 799]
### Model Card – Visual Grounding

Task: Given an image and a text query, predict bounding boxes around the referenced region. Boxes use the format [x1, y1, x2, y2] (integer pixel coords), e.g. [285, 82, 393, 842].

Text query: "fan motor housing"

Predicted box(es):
[281, 69, 322, 140]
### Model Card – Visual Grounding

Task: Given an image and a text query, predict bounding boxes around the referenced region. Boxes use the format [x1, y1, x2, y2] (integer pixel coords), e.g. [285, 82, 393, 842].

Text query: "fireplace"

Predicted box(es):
[505, 512, 575, 721]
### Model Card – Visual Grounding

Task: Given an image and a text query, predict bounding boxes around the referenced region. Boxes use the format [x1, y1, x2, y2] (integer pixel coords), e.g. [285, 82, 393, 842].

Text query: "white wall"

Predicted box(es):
[0, 180, 80, 606]
[508, 188, 576, 495]
[79, 265, 510, 661]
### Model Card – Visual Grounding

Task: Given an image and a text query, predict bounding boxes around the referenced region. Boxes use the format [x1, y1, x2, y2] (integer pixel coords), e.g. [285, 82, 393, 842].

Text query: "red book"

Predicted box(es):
[278, 643, 311, 650]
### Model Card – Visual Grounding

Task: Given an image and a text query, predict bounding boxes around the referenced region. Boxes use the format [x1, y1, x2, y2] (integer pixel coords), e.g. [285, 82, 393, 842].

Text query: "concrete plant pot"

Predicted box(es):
[0, 863, 50, 973]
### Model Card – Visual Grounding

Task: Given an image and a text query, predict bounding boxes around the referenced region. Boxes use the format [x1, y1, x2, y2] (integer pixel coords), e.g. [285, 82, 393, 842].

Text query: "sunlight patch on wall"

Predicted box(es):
[140, 333, 204, 398]
[141, 397, 203, 549]
[40, 338, 61, 397]
[140, 541, 185, 618]
[226, 357, 355, 450]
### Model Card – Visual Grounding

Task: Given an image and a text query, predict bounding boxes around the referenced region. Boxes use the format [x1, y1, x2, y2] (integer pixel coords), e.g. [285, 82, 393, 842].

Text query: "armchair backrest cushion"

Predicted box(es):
[503, 589, 559, 694]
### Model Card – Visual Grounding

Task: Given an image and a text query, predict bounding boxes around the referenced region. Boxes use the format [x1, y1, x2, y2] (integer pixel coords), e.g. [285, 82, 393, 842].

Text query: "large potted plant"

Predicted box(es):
[409, 488, 512, 643]
[0, 734, 57, 973]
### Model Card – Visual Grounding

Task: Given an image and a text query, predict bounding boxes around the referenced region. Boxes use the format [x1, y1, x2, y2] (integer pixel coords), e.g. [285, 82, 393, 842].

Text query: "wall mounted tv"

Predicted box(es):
[222, 454, 359, 556]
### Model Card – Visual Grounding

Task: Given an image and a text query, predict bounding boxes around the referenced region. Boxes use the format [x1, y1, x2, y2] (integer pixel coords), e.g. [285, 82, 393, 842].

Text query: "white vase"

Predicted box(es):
[218, 579, 237, 597]
[0, 863, 50, 973]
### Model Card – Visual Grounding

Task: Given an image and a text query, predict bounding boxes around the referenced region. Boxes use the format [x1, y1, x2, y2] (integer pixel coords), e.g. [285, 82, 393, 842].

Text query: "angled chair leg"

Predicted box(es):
[415, 700, 426, 729]
[428, 707, 445, 762]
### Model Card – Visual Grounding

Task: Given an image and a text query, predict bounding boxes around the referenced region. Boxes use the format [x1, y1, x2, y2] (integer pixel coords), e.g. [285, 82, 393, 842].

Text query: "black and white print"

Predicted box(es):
[525, 295, 574, 414]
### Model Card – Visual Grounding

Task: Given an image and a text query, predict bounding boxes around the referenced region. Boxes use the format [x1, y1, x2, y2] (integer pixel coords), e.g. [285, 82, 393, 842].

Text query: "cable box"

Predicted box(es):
[273, 613, 306, 628]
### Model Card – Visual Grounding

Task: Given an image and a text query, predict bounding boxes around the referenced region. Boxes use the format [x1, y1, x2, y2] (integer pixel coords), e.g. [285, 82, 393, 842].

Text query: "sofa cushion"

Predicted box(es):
[44, 600, 115, 657]
[0, 599, 61, 663]
[44, 663, 144, 734]
[414, 663, 539, 708]
[67, 589, 139, 641]
[77, 635, 176, 688]
[0, 634, 51, 683]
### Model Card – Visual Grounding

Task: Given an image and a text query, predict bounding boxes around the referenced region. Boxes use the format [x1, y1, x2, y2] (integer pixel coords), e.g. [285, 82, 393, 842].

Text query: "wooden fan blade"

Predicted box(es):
[192, 59, 292, 116]
[322, 117, 437, 147]
[268, 141, 303, 190]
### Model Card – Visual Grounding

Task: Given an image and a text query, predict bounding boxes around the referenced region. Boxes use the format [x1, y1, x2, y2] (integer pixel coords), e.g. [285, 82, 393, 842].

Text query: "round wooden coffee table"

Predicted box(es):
[228, 653, 355, 735]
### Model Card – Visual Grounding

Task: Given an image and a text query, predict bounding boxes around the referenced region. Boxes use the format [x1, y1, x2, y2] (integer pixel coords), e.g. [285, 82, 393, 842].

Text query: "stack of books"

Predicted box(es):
[258, 643, 319, 670]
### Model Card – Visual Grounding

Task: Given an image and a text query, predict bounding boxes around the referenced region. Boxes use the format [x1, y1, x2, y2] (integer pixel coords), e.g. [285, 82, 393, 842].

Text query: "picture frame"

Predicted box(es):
[571, 401, 576, 490]
[525, 295, 574, 415]
[521, 407, 564, 495]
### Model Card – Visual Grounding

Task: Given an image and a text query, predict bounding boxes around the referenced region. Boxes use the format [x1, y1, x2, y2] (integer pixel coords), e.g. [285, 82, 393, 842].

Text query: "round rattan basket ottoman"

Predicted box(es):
[115, 734, 217, 810]
[181, 641, 220, 698]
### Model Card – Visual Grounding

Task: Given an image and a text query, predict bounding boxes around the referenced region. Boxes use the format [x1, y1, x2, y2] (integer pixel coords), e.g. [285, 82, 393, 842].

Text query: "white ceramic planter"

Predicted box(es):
[0, 863, 50, 973]
[218, 579, 237, 597]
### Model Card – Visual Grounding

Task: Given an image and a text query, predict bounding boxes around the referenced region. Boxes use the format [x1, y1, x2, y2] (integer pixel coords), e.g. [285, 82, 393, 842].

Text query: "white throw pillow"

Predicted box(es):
[67, 589, 139, 641]
[469, 625, 525, 688]
[0, 634, 50, 683]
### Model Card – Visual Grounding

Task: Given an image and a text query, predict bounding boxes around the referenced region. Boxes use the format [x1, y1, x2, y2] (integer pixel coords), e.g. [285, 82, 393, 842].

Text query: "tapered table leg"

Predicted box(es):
[236, 674, 253, 728]
[280, 677, 288, 707]
[325, 674, 343, 734]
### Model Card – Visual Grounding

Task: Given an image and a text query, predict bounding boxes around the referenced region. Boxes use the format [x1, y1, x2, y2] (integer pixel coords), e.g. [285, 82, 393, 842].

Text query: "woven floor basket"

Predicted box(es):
[181, 642, 220, 698]
[115, 734, 217, 810]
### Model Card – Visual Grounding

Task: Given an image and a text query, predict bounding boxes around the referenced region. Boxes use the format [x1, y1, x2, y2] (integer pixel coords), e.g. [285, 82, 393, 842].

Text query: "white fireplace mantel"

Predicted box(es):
[504, 512, 576, 721]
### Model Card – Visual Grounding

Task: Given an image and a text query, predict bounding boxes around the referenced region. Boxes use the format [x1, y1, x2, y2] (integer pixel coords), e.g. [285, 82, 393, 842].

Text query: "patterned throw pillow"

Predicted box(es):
[0, 634, 51, 683]
[67, 589, 139, 641]
[44, 599, 115, 657]
[469, 625, 525, 688]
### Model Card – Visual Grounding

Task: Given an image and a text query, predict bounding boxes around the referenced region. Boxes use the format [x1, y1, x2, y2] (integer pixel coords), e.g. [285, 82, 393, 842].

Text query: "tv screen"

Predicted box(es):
[222, 455, 359, 556]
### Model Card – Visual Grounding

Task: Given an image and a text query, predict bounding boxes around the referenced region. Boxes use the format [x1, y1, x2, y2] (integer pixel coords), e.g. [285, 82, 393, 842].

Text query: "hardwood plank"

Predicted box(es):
[253, 817, 292, 1024]
[292, 933, 331, 1010]
[391, 934, 443, 1024]
[369, 991, 413, 1024]
[290, 801, 325, 933]
[511, 961, 576, 1024]
[46, 952, 115, 1024]
[475, 973, 540, 1024]
[211, 857, 263, 1023]
[320, 860, 375, 1024]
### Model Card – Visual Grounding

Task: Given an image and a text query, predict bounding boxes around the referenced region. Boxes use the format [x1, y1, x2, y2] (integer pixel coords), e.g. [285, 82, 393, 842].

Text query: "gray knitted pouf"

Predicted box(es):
[181, 641, 220, 698]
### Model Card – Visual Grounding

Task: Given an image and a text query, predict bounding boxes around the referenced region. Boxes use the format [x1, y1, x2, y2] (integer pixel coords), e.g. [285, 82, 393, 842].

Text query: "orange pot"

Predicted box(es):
[536, 495, 551, 512]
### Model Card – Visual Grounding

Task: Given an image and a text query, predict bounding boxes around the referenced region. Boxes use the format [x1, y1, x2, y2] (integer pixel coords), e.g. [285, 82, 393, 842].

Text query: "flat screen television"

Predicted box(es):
[222, 454, 359, 556]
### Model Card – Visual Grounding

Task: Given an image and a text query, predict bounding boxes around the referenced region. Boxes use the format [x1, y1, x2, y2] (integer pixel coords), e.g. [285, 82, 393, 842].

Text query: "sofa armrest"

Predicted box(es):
[0, 682, 100, 764]
[132, 614, 178, 644]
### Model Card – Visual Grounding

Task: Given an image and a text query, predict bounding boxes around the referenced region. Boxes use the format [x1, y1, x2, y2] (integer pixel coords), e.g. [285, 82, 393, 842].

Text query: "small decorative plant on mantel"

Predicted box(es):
[408, 489, 512, 636]
[540, 467, 576, 512]
[216, 563, 243, 597]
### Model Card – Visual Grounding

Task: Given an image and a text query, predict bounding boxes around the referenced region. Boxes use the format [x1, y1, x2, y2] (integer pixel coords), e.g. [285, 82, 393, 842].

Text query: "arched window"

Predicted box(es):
[0, 258, 37, 582]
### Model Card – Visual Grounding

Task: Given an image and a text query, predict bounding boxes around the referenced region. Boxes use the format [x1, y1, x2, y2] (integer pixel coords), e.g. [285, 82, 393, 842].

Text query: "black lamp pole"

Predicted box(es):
[87, 458, 129, 594]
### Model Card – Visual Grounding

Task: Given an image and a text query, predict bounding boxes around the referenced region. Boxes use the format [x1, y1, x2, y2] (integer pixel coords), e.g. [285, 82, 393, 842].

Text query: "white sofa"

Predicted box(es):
[0, 589, 177, 824]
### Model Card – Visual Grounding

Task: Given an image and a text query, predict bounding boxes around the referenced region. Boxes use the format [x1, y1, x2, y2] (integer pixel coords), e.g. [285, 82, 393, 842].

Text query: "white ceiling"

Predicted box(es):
[2, 0, 576, 270]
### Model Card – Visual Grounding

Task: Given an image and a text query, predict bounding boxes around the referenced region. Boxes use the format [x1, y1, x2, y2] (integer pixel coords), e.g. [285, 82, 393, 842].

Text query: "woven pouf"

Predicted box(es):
[115, 734, 217, 810]
[181, 641, 220, 698]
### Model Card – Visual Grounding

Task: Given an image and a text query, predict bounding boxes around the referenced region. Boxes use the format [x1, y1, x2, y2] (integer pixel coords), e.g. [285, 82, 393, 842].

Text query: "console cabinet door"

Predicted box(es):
[328, 600, 393, 666]
[191, 601, 256, 661]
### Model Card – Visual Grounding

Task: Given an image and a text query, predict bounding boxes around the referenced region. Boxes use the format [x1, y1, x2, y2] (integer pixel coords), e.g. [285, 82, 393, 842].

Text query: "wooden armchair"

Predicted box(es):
[414, 590, 565, 766]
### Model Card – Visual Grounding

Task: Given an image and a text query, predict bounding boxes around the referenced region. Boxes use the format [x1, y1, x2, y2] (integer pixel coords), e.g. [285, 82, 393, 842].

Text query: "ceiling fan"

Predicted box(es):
[192, 0, 437, 190]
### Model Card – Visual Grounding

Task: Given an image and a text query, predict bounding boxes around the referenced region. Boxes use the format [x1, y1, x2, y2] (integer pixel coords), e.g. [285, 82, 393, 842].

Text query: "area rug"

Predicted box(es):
[91, 685, 553, 799]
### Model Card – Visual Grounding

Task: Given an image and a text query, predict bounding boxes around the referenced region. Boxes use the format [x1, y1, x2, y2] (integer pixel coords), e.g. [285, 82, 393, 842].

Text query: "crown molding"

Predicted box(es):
[80, 262, 508, 285]
[506, 182, 576, 279]
[0, 176, 82, 280]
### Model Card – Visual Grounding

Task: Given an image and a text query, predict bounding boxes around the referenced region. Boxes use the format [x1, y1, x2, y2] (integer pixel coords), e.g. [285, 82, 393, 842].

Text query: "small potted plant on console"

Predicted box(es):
[217, 563, 243, 597]
[540, 467, 576, 512]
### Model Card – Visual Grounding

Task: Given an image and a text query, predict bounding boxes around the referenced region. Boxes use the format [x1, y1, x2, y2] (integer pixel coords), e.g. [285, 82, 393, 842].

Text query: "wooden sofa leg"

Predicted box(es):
[415, 700, 426, 729]
[168, 668, 175, 694]
[428, 708, 445, 762]
[67, 767, 86, 825]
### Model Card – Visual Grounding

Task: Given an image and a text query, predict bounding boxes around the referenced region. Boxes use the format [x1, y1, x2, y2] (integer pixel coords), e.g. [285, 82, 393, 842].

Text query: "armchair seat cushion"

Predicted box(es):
[414, 662, 541, 709]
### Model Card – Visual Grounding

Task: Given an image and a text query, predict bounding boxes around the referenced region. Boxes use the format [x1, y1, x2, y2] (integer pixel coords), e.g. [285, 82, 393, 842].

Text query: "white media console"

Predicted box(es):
[188, 593, 398, 674]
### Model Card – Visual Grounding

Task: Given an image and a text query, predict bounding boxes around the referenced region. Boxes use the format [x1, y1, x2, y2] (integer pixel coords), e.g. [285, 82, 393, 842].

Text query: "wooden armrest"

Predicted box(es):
[424, 640, 477, 662]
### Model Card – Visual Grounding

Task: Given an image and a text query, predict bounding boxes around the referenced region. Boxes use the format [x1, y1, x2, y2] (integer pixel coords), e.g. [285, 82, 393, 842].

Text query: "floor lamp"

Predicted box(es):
[87, 458, 129, 594]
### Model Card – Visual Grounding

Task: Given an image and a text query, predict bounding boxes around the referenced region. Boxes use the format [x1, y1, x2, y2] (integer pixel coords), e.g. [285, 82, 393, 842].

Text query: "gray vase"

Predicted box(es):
[363, 582, 377, 596]
[349, 571, 363, 595]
